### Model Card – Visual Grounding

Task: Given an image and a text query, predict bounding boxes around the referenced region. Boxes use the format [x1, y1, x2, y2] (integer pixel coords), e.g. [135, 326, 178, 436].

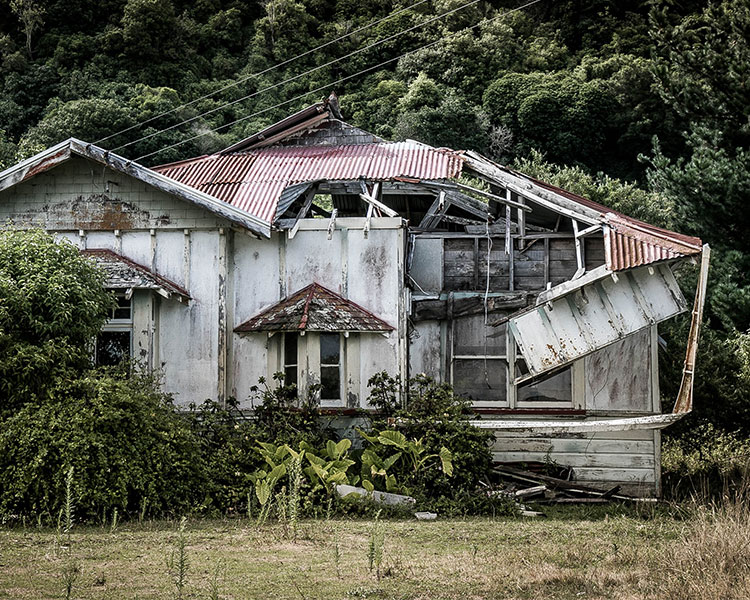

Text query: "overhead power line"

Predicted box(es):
[111, 0, 482, 153]
[95, 0, 431, 146]
[135, 0, 546, 163]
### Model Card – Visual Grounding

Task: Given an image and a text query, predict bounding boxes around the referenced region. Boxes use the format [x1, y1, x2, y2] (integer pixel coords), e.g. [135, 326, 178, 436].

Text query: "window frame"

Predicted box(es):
[95, 291, 134, 367]
[450, 316, 580, 409]
[278, 331, 348, 408]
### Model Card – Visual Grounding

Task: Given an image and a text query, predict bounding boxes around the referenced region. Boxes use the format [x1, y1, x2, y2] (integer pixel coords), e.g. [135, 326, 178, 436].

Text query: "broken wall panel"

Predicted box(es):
[584, 328, 653, 413]
[491, 428, 660, 496]
[510, 263, 687, 378]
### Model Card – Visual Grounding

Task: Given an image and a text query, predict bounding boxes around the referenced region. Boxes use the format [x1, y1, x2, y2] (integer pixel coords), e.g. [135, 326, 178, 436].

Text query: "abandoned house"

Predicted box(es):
[0, 96, 709, 497]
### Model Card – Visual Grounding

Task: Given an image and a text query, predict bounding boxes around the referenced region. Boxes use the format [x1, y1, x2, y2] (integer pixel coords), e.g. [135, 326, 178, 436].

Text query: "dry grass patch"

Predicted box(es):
[0, 508, 714, 600]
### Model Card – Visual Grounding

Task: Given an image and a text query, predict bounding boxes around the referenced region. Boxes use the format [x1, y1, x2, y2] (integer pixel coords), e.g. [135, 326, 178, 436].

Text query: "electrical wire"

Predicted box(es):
[135, 0, 545, 162]
[111, 0, 482, 152]
[94, 0, 430, 146]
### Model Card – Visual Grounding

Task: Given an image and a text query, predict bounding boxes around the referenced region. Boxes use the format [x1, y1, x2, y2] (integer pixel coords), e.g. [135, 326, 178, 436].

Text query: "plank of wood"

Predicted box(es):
[492, 465, 636, 498]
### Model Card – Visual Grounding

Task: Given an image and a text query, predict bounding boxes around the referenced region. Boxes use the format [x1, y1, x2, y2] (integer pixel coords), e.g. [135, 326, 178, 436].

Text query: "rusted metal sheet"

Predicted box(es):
[509, 263, 687, 379]
[155, 142, 465, 224]
[604, 215, 703, 271]
[235, 282, 394, 333]
[82, 248, 190, 300]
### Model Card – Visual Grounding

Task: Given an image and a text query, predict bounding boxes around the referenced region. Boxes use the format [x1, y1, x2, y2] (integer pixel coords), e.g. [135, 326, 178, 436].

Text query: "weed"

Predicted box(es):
[166, 516, 189, 600]
[208, 560, 225, 600]
[63, 466, 75, 546]
[367, 511, 385, 578]
[61, 561, 80, 600]
[288, 455, 302, 541]
[139, 496, 148, 524]
[334, 543, 343, 579]
[110, 507, 118, 533]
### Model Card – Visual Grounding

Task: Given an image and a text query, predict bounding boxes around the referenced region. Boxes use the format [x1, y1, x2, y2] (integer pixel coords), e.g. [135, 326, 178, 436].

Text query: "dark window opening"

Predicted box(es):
[284, 332, 298, 388]
[320, 333, 341, 400]
[96, 331, 131, 366]
[517, 367, 572, 403]
[110, 293, 132, 320]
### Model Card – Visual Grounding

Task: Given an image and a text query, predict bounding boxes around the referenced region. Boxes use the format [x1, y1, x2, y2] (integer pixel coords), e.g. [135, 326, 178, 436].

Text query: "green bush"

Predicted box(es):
[0, 229, 114, 417]
[186, 398, 263, 515]
[0, 369, 205, 521]
[662, 423, 750, 500]
[363, 372, 495, 511]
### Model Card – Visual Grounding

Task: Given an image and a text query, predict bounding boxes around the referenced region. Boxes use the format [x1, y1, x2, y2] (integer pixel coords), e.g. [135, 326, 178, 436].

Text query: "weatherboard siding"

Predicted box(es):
[0, 156, 230, 230]
[491, 428, 660, 496]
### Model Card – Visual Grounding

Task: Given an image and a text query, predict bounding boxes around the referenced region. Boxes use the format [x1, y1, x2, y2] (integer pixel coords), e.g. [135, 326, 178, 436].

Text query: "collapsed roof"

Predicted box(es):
[154, 98, 702, 272]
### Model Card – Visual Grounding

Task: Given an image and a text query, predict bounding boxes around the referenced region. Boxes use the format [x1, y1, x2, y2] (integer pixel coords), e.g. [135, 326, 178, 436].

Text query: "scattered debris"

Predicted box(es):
[335, 484, 416, 506]
[414, 512, 437, 521]
[489, 464, 639, 514]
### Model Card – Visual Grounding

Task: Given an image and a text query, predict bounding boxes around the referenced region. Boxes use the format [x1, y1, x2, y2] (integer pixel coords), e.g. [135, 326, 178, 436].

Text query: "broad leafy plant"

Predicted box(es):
[357, 428, 453, 494]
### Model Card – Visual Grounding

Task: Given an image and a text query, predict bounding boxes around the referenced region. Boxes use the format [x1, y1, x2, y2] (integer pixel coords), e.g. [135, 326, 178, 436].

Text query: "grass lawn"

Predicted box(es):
[0, 507, 740, 600]
[0, 504, 701, 600]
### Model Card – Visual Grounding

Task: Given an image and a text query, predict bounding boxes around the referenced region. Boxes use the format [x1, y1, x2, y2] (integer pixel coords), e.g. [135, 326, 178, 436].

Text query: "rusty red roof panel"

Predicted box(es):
[155, 142, 464, 223]
[235, 282, 394, 333]
[523, 175, 703, 270]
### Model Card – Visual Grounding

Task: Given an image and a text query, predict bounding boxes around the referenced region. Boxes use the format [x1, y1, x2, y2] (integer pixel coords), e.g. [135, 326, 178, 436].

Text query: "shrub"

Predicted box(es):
[0, 368, 205, 521]
[186, 398, 263, 515]
[250, 372, 333, 448]
[662, 423, 750, 500]
[364, 373, 495, 509]
[0, 228, 113, 417]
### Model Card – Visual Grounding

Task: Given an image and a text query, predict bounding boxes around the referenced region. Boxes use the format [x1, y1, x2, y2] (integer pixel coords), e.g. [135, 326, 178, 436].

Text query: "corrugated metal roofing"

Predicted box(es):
[155, 142, 464, 223]
[153, 106, 701, 271]
[235, 283, 394, 333]
[524, 175, 703, 271]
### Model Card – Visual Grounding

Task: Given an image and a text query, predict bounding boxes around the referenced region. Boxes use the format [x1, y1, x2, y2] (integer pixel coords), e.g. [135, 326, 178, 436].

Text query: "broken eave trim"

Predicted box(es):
[461, 151, 602, 225]
[0, 139, 72, 194]
[468, 413, 685, 433]
[82, 248, 191, 301]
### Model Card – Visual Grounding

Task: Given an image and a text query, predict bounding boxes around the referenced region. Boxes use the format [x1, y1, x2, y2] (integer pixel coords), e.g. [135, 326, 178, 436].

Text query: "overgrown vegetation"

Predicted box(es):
[2, 0, 746, 459]
[0, 230, 504, 522]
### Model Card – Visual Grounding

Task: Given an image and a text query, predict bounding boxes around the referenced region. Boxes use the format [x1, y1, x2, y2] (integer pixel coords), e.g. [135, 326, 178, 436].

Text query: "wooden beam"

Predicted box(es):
[419, 190, 449, 228]
[327, 208, 338, 240]
[424, 180, 531, 212]
[359, 180, 398, 217]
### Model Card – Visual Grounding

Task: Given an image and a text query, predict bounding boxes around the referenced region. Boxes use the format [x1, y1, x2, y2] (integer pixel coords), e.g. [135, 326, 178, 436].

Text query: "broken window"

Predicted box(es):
[96, 292, 133, 367]
[451, 315, 509, 405]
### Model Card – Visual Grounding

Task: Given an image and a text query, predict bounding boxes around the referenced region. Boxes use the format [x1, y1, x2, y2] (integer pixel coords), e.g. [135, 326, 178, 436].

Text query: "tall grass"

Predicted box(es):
[658, 472, 750, 600]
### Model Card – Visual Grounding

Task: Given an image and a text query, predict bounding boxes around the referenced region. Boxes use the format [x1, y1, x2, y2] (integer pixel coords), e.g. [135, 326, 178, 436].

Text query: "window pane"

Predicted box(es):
[518, 368, 572, 403]
[320, 366, 340, 399]
[113, 294, 132, 320]
[320, 333, 340, 365]
[454, 315, 505, 355]
[96, 331, 131, 366]
[284, 366, 297, 388]
[453, 359, 506, 402]
[284, 332, 297, 365]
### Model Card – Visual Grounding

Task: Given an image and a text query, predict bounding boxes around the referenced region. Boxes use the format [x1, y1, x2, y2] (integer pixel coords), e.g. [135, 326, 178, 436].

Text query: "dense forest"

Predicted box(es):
[1, 0, 748, 437]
